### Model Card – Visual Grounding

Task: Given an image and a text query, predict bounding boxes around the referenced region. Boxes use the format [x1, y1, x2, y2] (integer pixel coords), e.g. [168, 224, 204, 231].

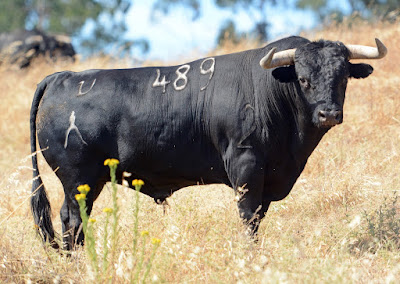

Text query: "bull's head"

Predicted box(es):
[260, 39, 387, 128]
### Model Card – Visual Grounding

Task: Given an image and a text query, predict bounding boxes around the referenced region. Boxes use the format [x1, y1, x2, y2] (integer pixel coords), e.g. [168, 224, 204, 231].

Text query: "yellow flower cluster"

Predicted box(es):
[151, 238, 161, 245]
[140, 230, 149, 237]
[104, 158, 120, 167]
[89, 218, 96, 223]
[77, 184, 91, 194]
[132, 179, 144, 186]
[75, 193, 86, 201]
[103, 207, 113, 214]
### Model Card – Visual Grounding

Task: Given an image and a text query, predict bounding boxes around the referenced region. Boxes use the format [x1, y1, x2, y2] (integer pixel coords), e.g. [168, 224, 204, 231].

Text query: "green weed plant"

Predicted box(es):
[75, 159, 160, 283]
[350, 192, 400, 253]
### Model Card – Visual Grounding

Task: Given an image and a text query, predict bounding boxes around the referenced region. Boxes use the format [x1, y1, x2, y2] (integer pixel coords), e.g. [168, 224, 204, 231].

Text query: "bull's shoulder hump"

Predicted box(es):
[144, 49, 259, 70]
[265, 36, 310, 51]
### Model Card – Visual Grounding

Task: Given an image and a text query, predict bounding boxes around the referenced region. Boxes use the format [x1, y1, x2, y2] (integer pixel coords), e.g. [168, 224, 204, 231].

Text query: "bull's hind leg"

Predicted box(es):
[58, 168, 107, 251]
[60, 193, 81, 251]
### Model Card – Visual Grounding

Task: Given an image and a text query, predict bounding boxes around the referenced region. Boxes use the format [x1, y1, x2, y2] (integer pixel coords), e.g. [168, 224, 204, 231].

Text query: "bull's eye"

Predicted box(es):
[298, 77, 310, 89]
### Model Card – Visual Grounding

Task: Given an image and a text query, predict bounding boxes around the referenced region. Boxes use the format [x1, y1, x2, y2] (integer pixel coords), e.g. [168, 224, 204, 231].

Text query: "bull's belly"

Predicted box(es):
[127, 167, 231, 201]
[125, 151, 230, 196]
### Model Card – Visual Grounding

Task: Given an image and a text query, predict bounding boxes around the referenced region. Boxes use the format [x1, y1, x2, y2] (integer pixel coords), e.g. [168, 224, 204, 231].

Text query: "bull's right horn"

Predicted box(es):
[346, 38, 387, 60]
[260, 47, 296, 69]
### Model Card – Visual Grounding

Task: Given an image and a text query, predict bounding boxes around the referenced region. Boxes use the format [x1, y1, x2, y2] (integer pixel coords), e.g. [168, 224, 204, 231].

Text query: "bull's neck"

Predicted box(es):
[289, 83, 329, 162]
[255, 75, 328, 167]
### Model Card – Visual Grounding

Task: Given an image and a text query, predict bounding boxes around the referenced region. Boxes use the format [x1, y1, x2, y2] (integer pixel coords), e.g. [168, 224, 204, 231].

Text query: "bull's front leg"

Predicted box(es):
[237, 195, 271, 237]
[225, 149, 269, 237]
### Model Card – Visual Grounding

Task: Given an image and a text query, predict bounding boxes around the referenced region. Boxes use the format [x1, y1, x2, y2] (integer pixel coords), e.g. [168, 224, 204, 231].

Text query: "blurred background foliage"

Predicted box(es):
[0, 0, 398, 56]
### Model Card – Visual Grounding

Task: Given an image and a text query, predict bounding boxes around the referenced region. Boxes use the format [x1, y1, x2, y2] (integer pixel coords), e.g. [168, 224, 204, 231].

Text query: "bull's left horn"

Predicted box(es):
[346, 38, 387, 60]
[260, 47, 296, 69]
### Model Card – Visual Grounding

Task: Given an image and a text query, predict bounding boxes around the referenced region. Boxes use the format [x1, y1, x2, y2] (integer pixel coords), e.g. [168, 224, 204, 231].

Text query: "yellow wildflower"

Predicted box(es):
[132, 179, 145, 187]
[77, 184, 91, 194]
[88, 218, 96, 223]
[75, 193, 86, 201]
[104, 158, 120, 167]
[151, 238, 161, 245]
[103, 207, 113, 214]
[140, 230, 149, 237]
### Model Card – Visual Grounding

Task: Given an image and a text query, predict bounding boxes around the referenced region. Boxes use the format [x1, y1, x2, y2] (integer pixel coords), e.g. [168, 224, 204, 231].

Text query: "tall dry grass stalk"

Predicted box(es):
[0, 20, 399, 283]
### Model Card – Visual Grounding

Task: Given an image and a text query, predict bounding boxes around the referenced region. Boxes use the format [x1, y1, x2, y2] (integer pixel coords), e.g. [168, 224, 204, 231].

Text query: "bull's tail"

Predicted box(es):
[30, 78, 59, 249]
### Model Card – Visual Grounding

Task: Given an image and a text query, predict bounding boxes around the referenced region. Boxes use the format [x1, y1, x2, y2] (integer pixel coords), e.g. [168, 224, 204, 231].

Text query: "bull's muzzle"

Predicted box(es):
[318, 109, 343, 127]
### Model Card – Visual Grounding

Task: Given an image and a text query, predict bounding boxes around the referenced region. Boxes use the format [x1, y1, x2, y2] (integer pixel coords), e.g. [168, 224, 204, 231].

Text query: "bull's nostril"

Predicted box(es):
[333, 110, 343, 122]
[318, 110, 342, 126]
[318, 110, 327, 120]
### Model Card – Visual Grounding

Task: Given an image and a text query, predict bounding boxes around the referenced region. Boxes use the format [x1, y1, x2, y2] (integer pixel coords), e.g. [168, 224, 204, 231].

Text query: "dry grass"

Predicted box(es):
[1, 21, 400, 283]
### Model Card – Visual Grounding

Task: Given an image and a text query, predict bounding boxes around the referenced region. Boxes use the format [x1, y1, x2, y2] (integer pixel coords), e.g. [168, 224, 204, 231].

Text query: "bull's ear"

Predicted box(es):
[349, 63, 373, 79]
[272, 66, 297, 83]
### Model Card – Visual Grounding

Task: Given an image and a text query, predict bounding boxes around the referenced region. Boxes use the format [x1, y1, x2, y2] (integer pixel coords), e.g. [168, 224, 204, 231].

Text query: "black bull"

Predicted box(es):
[30, 36, 387, 250]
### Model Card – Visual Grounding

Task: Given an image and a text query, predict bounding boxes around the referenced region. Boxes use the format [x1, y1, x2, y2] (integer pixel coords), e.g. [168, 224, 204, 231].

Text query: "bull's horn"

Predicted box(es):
[260, 47, 296, 69]
[346, 38, 387, 60]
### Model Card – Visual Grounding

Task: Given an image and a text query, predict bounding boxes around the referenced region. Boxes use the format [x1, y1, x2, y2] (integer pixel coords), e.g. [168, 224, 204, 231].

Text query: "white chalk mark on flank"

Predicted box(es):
[77, 79, 96, 96]
[200, 57, 215, 91]
[153, 69, 171, 93]
[174, 64, 190, 91]
[64, 111, 88, 149]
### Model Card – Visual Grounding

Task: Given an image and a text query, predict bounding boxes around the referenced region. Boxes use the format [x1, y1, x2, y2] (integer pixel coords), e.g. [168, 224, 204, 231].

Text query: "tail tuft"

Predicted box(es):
[31, 172, 59, 249]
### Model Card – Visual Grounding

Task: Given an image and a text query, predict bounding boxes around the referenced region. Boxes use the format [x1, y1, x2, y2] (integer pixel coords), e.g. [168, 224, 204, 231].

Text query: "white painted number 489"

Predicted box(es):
[152, 57, 215, 93]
